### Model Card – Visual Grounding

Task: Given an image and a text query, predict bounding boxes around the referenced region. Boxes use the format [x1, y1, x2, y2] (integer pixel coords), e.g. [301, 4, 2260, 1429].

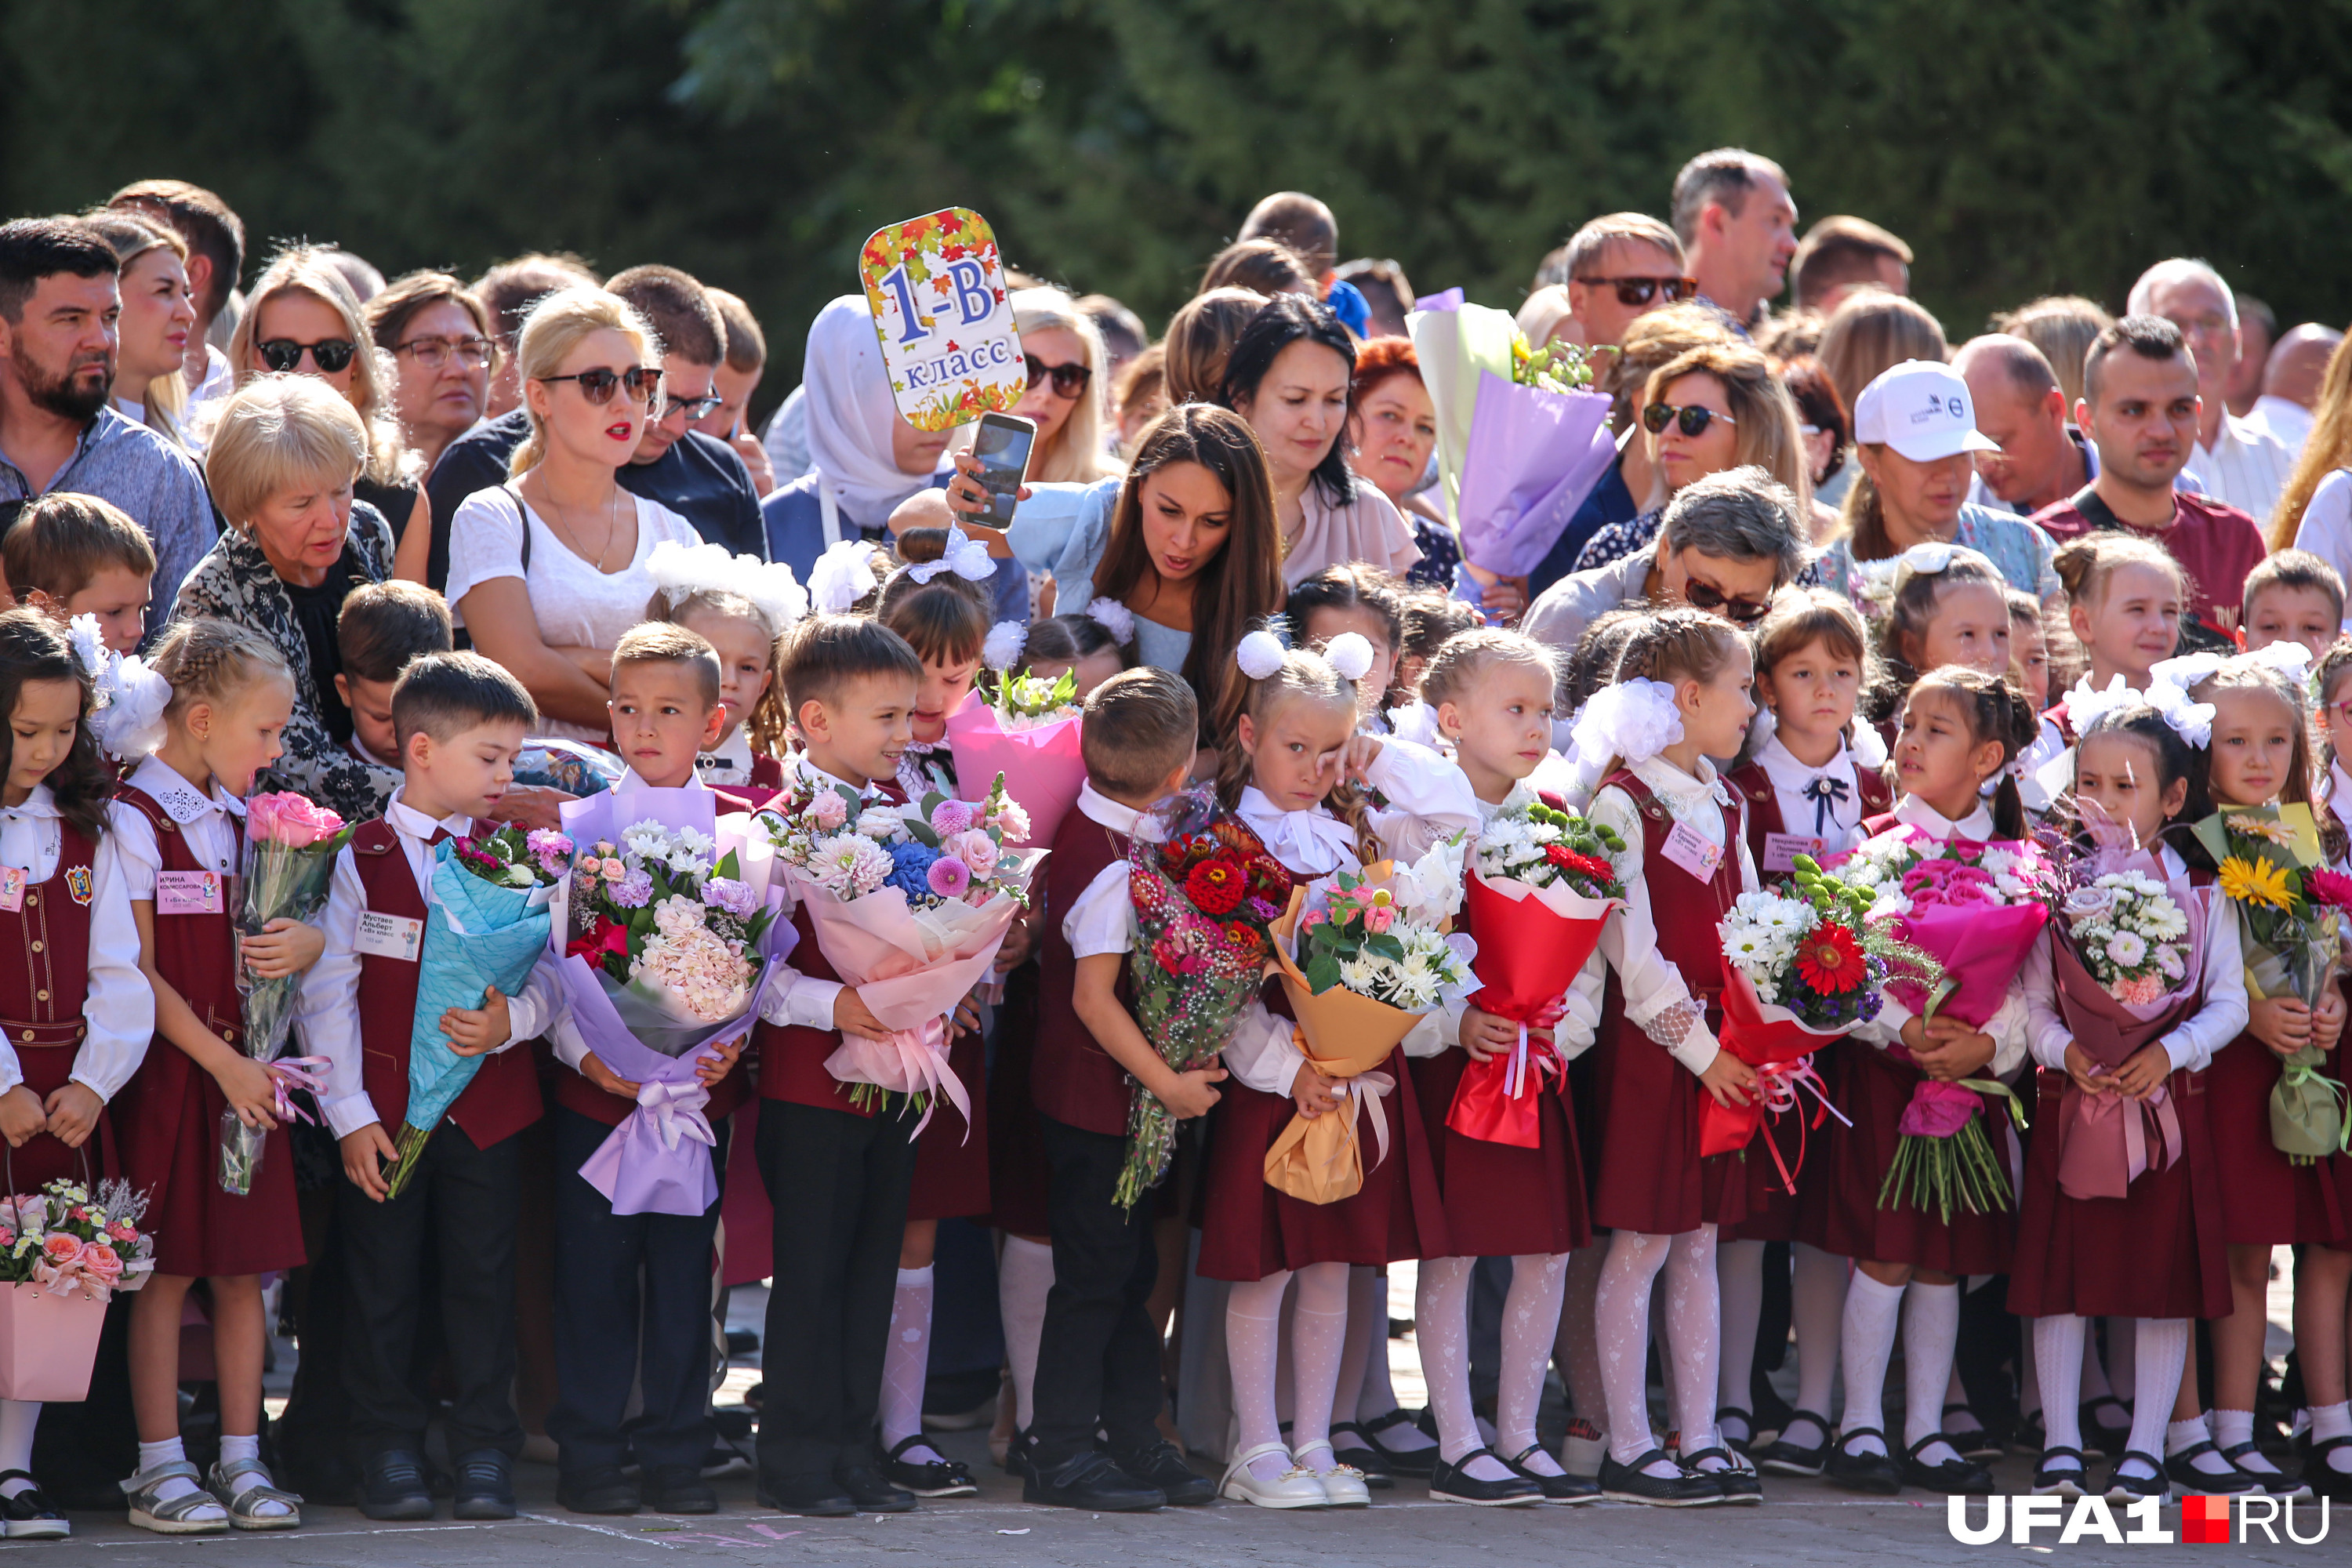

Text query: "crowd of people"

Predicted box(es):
[0, 147, 2350, 1539]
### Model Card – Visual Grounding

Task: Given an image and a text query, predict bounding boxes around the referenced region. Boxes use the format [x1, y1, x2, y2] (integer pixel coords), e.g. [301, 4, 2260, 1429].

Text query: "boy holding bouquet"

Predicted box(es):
[297, 653, 553, 1521]
[543, 623, 746, 1516]
[1028, 668, 1221, 1510]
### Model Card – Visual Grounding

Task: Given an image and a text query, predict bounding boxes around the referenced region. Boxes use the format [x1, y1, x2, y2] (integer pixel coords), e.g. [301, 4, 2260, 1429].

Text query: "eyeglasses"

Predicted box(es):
[257, 337, 357, 374]
[539, 366, 662, 406]
[393, 334, 494, 371]
[1644, 401, 1737, 438]
[656, 390, 726, 422]
[1574, 276, 1698, 307]
[1025, 354, 1092, 398]
[1680, 575, 1772, 625]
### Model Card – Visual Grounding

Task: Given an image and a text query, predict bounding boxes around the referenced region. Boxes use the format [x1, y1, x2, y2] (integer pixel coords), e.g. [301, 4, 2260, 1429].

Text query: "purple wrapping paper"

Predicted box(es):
[1456, 370, 1617, 579]
[554, 787, 796, 1217]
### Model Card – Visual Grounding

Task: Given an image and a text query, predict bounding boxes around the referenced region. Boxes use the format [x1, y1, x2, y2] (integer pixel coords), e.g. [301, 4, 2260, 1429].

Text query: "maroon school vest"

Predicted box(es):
[1604, 771, 1744, 1018]
[1728, 759, 1893, 869]
[113, 785, 241, 1103]
[1030, 807, 1134, 1138]
[350, 819, 543, 1147]
[0, 819, 99, 1062]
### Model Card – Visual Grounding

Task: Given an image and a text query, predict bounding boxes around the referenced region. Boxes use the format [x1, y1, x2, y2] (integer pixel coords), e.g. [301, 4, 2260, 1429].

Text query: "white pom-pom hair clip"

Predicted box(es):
[982, 621, 1029, 674]
[808, 539, 880, 615]
[1321, 631, 1376, 683]
[1083, 597, 1136, 646]
[1235, 629, 1289, 681]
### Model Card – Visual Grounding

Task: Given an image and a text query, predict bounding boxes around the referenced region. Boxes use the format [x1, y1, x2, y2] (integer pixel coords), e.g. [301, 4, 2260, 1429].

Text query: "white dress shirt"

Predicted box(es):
[746, 756, 895, 1040]
[615, 764, 709, 797]
[2187, 412, 2295, 526]
[2329, 761, 2352, 834]
[2021, 844, 2248, 1076]
[1754, 734, 1872, 855]
[0, 786, 152, 1098]
[1059, 783, 1153, 960]
[2249, 394, 2315, 456]
[299, 789, 562, 1138]
[695, 728, 762, 788]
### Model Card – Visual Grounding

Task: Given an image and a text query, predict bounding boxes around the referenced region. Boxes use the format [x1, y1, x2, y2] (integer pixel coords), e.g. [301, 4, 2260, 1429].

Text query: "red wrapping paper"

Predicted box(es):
[1445, 871, 1613, 1149]
[1698, 962, 1853, 1185]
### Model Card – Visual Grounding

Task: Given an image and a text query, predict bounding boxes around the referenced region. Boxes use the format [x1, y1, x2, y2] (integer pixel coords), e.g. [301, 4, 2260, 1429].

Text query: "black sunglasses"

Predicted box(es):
[1025, 354, 1092, 397]
[540, 366, 662, 406]
[257, 337, 357, 374]
[1643, 401, 1738, 438]
[1681, 575, 1772, 625]
[1576, 275, 1698, 307]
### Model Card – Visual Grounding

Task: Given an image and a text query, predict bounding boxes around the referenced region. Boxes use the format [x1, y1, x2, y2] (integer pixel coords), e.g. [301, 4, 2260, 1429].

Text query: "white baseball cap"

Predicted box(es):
[1853, 359, 2002, 463]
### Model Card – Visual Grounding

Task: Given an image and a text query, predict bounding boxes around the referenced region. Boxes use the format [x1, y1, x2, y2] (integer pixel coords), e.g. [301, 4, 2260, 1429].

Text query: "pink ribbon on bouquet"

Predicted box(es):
[1747, 1054, 1850, 1195]
[824, 1015, 973, 1141]
[1499, 997, 1571, 1102]
[2055, 1067, 2183, 1202]
[265, 1056, 332, 1127]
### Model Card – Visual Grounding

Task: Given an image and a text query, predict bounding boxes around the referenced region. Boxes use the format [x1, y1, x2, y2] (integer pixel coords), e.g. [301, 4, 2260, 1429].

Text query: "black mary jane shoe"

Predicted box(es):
[1110, 1439, 1216, 1507]
[1754, 1411, 1832, 1478]
[1715, 1406, 1758, 1456]
[2303, 1436, 2352, 1501]
[881, 1436, 978, 1498]
[1598, 1449, 1722, 1507]
[1328, 1421, 1397, 1489]
[1353, 1407, 1439, 1479]
[2217, 1441, 2310, 1499]
[2028, 1446, 2087, 1498]
[2102, 1451, 2169, 1504]
[2165, 1439, 2256, 1495]
[2079, 1397, 2132, 1461]
[1901, 1435, 1994, 1495]
[1501, 1443, 1599, 1503]
[1427, 1450, 1541, 1507]
[1823, 1429, 1903, 1496]
[1942, 1403, 2003, 1461]
[0, 1473, 68, 1540]
[1683, 1446, 1763, 1504]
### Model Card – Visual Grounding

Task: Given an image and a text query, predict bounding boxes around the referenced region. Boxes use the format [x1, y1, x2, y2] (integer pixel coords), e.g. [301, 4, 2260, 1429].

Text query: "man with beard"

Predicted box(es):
[0, 218, 214, 641]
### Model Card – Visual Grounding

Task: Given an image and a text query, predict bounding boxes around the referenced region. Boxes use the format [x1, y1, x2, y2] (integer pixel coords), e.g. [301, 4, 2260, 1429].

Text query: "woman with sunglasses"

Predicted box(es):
[225, 247, 430, 557]
[1814, 359, 2063, 612]
[443, 288, 702, 743]
[1570, 342, 1813, 575]
[1010, 286, 1113, 485]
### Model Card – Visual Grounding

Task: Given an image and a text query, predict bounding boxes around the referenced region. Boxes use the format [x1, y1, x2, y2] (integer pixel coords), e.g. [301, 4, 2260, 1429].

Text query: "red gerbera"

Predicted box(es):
[1186, 857, 1247, 915]
[1794, 924, 1865, 994]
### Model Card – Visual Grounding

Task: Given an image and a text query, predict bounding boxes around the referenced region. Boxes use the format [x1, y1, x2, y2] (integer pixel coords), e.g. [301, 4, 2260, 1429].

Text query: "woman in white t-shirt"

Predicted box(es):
[445, 288, 702, 742]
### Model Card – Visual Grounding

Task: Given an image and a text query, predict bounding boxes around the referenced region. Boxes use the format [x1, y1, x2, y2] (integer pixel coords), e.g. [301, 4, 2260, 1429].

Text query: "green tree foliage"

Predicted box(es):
[5, 0, 2351, 423]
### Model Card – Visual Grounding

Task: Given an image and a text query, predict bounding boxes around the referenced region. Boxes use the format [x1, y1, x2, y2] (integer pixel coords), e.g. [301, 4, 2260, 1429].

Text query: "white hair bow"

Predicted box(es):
[2065, 673, 2143, 734]
[982, 621, 1029, 673]
[1897, 541, 1956, 575]
[65, 614, 106, 679]
[1083, 597, 1136, 646]
[2248, 640, 2314, 677]
[1569, 679, 1683, 767]
[1386, 700, 1446, 751]
[647, 539, 811, 632]
[2143, 679, 2216, 749]
[85, 642, 172, 764]
[808, 539, 880, 615]
[2147, 652, 2227, 694]
[906, 523, 995, 586]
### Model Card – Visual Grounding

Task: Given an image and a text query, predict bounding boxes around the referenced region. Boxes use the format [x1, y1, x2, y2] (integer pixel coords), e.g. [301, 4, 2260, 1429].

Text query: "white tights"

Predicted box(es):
[2034, 1316, 2190, 1479]
[1415, 1253, 1571, 1482]
[1595, 1225, 1722, 1477]
[1228, 1261, 1351, 1481]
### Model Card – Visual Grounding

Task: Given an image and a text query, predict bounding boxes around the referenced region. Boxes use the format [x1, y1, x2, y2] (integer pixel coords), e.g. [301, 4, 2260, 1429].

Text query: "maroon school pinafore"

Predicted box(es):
[1587, 771, 1749, 1237]
[2202, 1021, 2344, 1247]
[110, 787, 303, 1279]
[0, 821, 115, 1192]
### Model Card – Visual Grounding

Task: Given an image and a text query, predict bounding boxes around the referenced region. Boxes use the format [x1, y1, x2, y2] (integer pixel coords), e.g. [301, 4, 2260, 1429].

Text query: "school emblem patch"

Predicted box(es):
[64, 866, 93, 906]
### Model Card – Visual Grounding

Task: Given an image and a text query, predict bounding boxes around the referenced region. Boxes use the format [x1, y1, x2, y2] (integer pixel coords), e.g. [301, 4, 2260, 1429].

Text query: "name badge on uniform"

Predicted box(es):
[354, 909, 425, 963]
[155, 869, 225, 915]
[1762, 832, 1826, 874]
[1661, 820, 1723, 882]
[0, 867, 24, 913]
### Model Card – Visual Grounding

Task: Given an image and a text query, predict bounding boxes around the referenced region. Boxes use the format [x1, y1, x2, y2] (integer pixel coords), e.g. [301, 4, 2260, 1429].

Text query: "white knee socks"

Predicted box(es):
[1902, 1281, 1961, 1466]
[1838, 1272, 1904, 1457]
[2033, 1315, 2088, 1473]
[0, 1402, 37, 1497]
[2117, 1319, 2188, 1480]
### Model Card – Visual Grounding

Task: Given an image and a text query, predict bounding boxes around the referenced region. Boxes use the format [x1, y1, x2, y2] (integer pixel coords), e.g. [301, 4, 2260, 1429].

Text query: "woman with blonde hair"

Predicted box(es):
[2277, 336, 2352, 587]
[86, 210, 197, 447]
[1571, 340, 1812, 569]
[1817, 289, 1949, 508]
[442, 286, 702, 740]
[1010, 285, 1114, 485]
[226, 245, 428, 550]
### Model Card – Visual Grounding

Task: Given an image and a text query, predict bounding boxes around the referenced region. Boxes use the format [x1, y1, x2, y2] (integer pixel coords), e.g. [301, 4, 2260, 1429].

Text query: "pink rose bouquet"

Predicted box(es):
[0, 1178, 154, 1302]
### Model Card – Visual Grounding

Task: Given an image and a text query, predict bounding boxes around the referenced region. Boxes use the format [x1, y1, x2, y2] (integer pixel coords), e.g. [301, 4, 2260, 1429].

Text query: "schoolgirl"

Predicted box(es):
[641, 539, 808, 803]
[1859, 544, 2013, 743]
[1287, 564, 1406, 733]
[2047, 535, 2188, 737]
[1197, 630, 1476, 1509]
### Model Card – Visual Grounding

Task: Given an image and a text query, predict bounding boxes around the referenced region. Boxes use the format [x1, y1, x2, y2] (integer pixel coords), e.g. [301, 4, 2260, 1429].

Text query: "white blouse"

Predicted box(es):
[299, 789, 562, 1138]
[0, 786, 152, 1100]
[2021, 844, 2248, 1076]
[1753, 734, 1872, 856]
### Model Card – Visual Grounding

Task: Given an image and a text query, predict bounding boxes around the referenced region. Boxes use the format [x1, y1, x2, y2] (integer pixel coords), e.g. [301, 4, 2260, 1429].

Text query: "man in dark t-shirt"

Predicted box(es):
[2029, 314, 2263, 655]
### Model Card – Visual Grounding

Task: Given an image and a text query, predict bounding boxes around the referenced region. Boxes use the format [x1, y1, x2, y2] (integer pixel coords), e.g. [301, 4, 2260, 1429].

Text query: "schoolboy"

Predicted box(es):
[333, 579, 455, 768]
[2239, 549, 2346, 663]
[0, 492, 157, 654]
[296, 652, 550, 1522]
[605, 621, 727, 794]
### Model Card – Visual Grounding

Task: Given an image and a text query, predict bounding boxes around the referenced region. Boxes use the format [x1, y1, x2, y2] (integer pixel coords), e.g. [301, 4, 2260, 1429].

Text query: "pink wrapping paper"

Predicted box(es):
[943, 691, 1085, 848]
[0, 1284, 107, 1401]
[1887, 901, 2050, 1027]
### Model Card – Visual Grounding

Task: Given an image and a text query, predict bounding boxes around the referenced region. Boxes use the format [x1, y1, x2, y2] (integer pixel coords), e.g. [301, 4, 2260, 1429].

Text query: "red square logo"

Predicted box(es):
[2182, 1495, 2232, 1544]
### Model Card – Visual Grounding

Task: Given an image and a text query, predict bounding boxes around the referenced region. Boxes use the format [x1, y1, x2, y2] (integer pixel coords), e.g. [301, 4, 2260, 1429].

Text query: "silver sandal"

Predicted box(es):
[207, 1457, 303, 1530]
[121, 1461, 230, 1534]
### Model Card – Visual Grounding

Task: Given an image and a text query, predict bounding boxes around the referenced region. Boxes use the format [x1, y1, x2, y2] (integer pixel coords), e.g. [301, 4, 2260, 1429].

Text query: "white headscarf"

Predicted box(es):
[801, 295, 940, 532]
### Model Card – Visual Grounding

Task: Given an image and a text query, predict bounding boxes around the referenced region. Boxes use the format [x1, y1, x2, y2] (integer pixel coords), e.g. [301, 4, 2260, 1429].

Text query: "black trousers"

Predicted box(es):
[339, 1121, 523, 1459]
[546, 1107, 728, 1473]
[1031, 1112, 1163, 1470]
[754, 1098, 919, 1486]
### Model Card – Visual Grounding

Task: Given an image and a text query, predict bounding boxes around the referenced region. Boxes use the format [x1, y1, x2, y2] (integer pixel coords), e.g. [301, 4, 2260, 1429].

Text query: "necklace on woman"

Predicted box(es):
[535, 481, 624, 572]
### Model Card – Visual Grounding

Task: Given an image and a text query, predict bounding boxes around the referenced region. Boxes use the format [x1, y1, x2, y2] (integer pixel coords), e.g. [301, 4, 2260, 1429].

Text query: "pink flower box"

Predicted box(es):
[0, 1282, 107, 1401]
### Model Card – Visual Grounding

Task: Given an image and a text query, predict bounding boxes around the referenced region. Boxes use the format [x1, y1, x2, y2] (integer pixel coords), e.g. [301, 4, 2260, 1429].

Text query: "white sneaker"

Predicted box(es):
[1294, 1446, 1372, 1508]
[1218, 1443, 1330, 1509]
[1561, 1419, 1608, 1479]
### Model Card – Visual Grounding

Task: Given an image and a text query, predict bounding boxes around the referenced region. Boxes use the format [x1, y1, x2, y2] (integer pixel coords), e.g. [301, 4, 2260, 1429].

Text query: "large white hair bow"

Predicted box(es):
[808, 539, 880, 615]
[1082, 597, 1136, 646]
[906, 523, 995, 586]
[2065, 673, 2143, 734]
[1569, 678, 1683, 767]
[647, 539, 809, 631]
[71, 615, 171, 762]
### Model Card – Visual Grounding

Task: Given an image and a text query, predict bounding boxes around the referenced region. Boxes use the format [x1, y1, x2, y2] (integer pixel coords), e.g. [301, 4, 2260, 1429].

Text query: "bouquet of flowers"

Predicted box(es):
[222, 790, 353, 1195]
[1113, 791, 1293, 1210]
[1708, 856, 1934, 1189]
[1448, 797, 1622, 1149]
[758, 772, 1041, 1132]
[1263, 865, 1479, 1204]
[1833, 828, 2047, 1218]
[1407, 290, 1617, 594]
[943, 635, 1086, 848]
[557, 788, 793, 1215]
[383, 826, 571, 1199]
[0, 1178, 154, 1401]
[2042, 835, 2214, 1199]
[2191, 804, 2352, 1161]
